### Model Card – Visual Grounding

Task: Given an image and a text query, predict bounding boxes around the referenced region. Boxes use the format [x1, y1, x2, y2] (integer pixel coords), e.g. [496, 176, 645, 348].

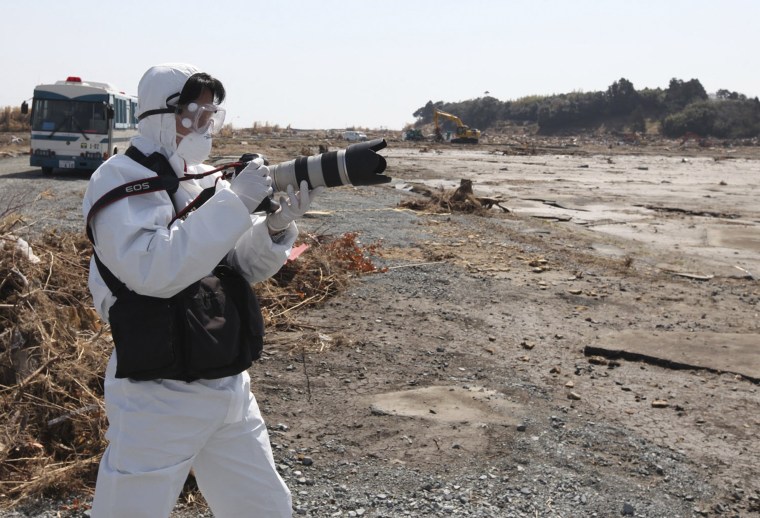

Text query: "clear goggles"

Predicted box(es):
[177, 102, 226, 135]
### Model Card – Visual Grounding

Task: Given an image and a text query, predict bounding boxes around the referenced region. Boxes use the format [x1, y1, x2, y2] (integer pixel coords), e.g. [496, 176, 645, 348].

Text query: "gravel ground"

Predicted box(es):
[1, 138, 759, 517]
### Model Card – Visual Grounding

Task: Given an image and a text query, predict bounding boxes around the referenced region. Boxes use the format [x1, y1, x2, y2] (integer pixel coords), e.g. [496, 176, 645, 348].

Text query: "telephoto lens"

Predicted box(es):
[238, 139, 390, 190]
[268, 138, 390, 192]
[238, 138, 391, 213]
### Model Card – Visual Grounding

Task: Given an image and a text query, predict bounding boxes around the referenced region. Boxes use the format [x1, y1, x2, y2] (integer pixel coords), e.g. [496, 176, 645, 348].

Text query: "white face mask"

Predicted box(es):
[175, 131, 212, 165]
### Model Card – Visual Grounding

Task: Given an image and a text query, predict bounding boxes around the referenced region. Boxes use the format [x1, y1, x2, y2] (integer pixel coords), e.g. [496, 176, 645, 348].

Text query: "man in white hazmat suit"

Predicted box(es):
[83, 63, 316, 517]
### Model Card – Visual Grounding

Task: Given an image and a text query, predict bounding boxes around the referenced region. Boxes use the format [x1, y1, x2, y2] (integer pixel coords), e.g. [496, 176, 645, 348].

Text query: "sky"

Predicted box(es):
[2, 0, 758, 130]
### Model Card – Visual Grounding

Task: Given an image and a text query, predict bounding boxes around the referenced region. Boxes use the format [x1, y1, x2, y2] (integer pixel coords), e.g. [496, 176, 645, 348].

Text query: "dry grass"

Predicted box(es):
[0, 223, 383, 507]
[0, 225, 104, 506]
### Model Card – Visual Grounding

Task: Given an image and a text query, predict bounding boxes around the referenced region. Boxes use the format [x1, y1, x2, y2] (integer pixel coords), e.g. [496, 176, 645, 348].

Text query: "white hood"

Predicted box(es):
[135, 63, 200, 155]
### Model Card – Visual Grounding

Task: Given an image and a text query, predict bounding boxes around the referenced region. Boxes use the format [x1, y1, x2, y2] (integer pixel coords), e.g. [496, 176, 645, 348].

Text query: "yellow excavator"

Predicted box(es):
[433, 109, 481, 144]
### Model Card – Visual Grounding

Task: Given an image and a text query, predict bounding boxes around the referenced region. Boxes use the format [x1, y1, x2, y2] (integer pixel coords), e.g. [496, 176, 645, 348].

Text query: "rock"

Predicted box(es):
[652, 400, 670, 408]
[370, 404, 390, 416]
[622, 502, 635, 515]
[567, 392, 582, 400]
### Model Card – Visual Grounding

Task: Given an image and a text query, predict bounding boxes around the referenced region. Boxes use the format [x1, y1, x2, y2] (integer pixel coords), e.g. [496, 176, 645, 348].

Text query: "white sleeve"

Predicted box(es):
[83, 156, 253, 300]
[225, 216, 298, 283]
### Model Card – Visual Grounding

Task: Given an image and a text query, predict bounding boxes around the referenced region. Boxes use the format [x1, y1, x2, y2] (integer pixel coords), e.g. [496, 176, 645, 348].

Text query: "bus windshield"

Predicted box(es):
[31, 99, 108, 135]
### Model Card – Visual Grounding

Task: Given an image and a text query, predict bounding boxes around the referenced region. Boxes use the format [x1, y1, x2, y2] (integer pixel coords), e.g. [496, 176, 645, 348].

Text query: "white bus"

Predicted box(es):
[23, 76, 138, 174]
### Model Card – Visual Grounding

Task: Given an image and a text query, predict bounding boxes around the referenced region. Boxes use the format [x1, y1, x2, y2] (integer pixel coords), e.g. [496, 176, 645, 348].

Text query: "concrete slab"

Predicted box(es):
[587, 331, 760, 382]
[368, 386, 522, 425]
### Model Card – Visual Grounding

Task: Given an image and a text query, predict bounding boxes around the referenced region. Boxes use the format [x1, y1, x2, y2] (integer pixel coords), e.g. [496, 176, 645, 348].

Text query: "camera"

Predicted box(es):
[237, 138, 390, 212]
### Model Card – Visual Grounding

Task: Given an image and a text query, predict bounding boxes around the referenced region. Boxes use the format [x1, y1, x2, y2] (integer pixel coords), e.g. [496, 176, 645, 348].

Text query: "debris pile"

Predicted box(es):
[0, 225, 105, 506]
[259, 231, 384, 333]
[399, 179, 508, 214]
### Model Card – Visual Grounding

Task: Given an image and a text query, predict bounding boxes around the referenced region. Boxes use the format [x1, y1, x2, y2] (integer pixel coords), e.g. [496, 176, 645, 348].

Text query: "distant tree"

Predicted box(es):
[638, 87, 667, 117]
[459, 96, 504, 130]
[505, 95, 545, 122]
[661, 102, 715, 137]
[606, 78, 640, 116]
[715, 89, 746, 101]
[663, 97, 760, 139]
[536, 91, 607, 133]
[711, 98, 760, 137]
[412, 101, 442, 125]
[665, 78, 708, 112]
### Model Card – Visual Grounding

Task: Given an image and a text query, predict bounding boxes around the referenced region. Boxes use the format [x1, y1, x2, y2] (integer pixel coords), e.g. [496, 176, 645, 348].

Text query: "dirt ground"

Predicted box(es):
[250, 132, 760, 517]
[1, 130, 759, 516]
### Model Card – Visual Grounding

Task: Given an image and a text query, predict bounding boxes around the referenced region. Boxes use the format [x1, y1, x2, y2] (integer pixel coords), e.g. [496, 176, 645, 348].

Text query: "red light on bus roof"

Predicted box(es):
[66, 76, 82, 82]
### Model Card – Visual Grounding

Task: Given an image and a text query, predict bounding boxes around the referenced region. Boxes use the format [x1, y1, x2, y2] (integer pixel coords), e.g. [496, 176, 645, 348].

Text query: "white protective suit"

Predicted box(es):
[83, 64, 293, 518]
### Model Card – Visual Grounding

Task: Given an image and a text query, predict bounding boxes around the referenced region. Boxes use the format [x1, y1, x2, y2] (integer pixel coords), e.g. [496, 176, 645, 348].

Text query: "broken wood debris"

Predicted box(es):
[398, 179, 510, 214]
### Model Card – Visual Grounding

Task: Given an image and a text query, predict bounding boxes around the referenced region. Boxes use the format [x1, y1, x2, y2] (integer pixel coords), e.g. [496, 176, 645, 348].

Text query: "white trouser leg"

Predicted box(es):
[91, 355, 272, 518]
[91, 445, 193, 518]
[193, 378, 292, 517]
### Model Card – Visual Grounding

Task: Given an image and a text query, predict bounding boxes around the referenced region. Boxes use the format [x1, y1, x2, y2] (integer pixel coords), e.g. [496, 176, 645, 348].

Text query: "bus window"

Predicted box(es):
[31, 99, 107, 134]
[91, 103, 107, 133]
[74, 104, 92, 132]
[88, 102, 108, 133]
[32, 99, 66, 132]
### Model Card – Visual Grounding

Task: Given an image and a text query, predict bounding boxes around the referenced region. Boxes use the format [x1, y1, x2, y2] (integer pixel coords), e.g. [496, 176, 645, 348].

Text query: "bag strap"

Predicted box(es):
[124, 146, 179, 188]
[92, 250, 129, 297]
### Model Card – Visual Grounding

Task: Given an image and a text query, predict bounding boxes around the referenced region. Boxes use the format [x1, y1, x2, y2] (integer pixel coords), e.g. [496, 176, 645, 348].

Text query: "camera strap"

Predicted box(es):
[86, 146, 244, 243]
[86, 146, 226, 291]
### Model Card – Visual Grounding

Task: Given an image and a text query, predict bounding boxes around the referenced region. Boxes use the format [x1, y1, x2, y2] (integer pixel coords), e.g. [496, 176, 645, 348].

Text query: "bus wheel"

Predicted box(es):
[41, 167, 53, 175]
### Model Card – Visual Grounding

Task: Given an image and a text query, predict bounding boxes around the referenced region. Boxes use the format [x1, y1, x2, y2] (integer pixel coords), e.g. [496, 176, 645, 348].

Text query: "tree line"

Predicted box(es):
[412, 78, 760, 139]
